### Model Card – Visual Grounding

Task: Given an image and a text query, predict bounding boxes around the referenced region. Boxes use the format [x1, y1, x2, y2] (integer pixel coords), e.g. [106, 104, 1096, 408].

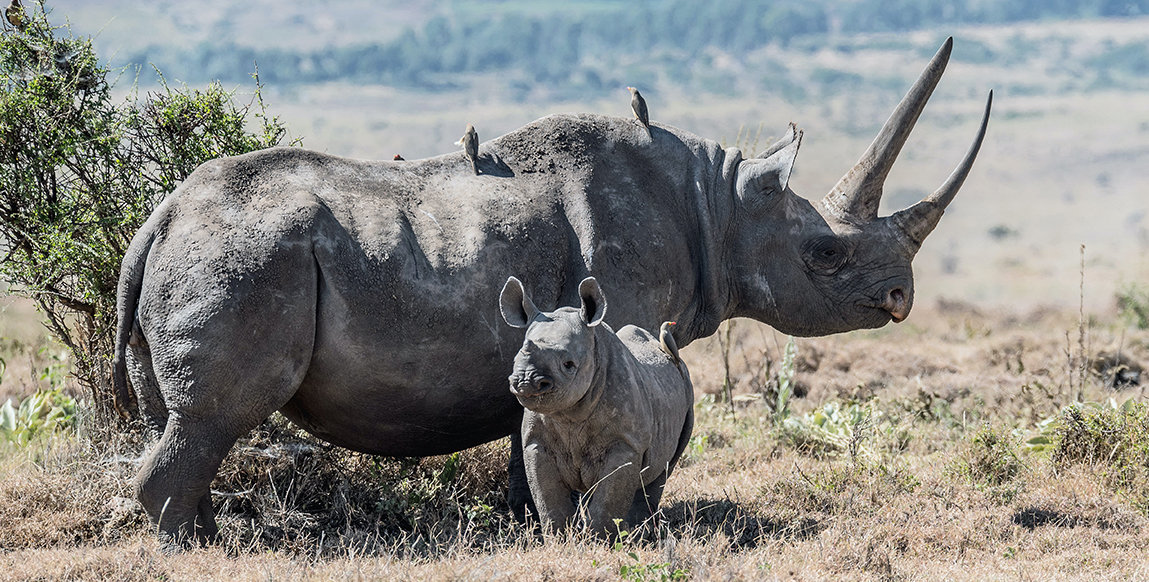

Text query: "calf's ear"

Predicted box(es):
[578, 277, 607, 327]
[738, 124, 802, 204]
[500, 276, 540, 328]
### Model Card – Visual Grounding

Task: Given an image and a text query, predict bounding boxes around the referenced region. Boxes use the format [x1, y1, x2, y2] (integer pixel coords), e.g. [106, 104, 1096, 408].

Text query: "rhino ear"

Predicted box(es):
[739, 126, 802, 202]
[578, 277, 607, 327]
[500, 276, 540, 328]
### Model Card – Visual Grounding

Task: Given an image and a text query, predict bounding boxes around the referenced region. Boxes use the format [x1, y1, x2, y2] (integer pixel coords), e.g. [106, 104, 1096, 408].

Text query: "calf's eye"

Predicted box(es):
[563, 361, 576, 371]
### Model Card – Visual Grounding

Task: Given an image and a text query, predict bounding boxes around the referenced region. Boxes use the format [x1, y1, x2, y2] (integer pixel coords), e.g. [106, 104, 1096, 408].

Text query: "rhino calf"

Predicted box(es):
[500, 276, 695, 537]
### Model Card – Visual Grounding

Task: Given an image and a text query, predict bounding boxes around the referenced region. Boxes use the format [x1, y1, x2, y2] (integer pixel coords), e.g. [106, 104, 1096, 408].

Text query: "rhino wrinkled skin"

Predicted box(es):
[113, 38, 990, 542]
[501, 276, 694, 536]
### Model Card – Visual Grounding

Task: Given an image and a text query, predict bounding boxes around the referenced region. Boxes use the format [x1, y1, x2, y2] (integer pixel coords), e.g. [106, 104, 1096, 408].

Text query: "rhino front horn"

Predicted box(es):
[821, 37, 954, 224]
[891, 90, 993, 250]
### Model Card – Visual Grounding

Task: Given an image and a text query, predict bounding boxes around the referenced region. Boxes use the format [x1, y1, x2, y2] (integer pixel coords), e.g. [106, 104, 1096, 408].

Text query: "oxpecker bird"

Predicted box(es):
[454, 124, 479, 175]
[393, 154, 404, 161]
[6, 0, 25, 31]
[627, 86, 649, 134]
[659, 321, 682, 374]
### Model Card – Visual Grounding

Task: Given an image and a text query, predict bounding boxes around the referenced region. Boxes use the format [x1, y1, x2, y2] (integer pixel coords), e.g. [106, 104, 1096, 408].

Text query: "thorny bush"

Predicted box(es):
[0, 1, 296, 428]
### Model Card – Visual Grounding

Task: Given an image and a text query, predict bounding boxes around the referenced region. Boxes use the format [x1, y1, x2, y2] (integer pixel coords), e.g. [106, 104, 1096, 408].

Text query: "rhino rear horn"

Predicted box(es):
[821, 37, 953, 224]
[891, 90, 993, 250]
[577, 277, 607, 327]
[500, 276, 541, 328]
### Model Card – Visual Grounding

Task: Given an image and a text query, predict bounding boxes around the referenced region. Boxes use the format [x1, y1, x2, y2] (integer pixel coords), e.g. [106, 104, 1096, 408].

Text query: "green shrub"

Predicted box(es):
[953, 423, 1026, 488]
[1052, 400, 1149, 513]
[1116, 283, 1149, 329]
[0, 3, 296, 422]
[780, 399, 896, 463]
[0, 388, 75, 445]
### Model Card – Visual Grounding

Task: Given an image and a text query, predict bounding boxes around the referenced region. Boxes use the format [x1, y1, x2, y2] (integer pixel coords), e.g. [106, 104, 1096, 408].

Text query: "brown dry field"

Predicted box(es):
[2, 301, 1148, 581]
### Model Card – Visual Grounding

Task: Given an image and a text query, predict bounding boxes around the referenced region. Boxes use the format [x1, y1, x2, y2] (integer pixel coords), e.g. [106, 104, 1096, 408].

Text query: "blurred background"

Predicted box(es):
[38, 0, 1149, 311]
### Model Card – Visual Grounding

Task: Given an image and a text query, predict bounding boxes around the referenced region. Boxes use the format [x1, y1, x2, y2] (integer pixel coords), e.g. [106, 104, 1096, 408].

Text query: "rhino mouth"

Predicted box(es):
[510, 376, 555, 400]
[856, 301, 901, 324]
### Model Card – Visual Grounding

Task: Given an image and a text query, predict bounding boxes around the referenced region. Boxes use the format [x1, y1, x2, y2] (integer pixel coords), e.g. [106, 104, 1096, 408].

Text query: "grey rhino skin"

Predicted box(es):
[112, 38, 990, 543]
[500, 276, 694, 536]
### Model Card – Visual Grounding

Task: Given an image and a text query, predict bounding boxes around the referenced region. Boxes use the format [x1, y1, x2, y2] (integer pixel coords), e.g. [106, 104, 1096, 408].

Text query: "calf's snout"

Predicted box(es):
[510, 374, 554, 398]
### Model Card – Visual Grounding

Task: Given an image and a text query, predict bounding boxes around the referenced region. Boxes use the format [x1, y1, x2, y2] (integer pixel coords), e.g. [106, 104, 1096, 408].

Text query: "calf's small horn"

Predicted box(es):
[821, 37, 954, 224]
[891, 90, 993, 250]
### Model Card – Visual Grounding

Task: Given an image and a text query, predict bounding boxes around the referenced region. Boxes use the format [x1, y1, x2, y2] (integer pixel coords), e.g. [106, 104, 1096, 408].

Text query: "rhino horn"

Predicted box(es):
[891, 90, 992, 250]
[821, 37, 954, 224]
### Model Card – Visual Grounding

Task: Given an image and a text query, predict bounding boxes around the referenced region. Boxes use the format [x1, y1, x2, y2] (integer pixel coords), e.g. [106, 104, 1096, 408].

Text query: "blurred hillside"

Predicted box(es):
[42, 0, 1149, 312]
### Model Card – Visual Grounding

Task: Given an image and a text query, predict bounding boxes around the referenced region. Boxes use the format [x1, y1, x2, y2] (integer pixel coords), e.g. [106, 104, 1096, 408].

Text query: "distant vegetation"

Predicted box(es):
[124, 0, 1149, 94]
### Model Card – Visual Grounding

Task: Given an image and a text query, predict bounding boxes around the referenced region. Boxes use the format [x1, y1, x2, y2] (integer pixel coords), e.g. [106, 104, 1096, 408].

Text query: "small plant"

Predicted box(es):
[772, 337, 796, 424]
[952, 423, 1025, 489]
[1116, 282, 1149, 329]
[780, 399, 881, 462]
[604, 522, 688, 582]
[617, 552, 689, 582]
[685, 432, 708, 459]
[1051, 399, 1149, 513]
[0, 388, 76, 445]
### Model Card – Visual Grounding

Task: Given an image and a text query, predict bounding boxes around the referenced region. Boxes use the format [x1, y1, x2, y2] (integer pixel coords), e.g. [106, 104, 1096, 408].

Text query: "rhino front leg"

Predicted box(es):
[522, 440, 575, 532]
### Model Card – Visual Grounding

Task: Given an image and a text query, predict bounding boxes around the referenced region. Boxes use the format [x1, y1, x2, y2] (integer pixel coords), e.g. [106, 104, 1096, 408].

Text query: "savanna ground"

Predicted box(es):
[2, 297, 1148, 581]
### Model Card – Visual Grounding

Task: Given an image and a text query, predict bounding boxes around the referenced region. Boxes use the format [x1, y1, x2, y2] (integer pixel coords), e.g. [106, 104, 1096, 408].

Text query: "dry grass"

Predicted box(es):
[3, 302, 1149, 580]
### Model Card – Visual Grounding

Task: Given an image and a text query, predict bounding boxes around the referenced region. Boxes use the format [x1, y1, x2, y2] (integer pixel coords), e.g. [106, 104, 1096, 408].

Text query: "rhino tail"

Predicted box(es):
[111, 225, 157, 420]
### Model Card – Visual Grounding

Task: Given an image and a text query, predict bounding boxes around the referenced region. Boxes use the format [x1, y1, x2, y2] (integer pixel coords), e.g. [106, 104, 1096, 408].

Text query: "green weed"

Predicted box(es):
[603, 522, 689, 582]
[1052, 399, 1149, 513]
[618, 552, 688, 582]
[0, 388, 76, 446]
[950, 423, 1026, 503]
[1116, 283, 1149, 329]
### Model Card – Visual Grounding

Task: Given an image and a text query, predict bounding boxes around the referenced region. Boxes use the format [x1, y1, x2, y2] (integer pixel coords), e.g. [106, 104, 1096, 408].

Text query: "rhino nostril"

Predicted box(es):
[884, 287, 910, 322]
[890, 288, 904, 305]
[536, 379, 552, 392]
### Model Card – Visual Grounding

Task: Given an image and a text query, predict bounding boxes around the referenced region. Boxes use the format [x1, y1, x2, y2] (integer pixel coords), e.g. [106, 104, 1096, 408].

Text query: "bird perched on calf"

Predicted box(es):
[659, 321, 683, 376]
[455, 124, 479, 175]
[500, 276, 694, 539]
[627, 86, 650, 135]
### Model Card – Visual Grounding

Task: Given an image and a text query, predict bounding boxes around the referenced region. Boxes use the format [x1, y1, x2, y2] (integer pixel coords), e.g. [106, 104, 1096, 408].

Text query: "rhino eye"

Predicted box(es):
[803, 236, 848, 273]
[563, 360, 576, 371]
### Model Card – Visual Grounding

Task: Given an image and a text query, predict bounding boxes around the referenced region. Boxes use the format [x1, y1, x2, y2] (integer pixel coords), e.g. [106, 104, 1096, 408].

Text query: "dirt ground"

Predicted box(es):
[2, 300, 1147, 581]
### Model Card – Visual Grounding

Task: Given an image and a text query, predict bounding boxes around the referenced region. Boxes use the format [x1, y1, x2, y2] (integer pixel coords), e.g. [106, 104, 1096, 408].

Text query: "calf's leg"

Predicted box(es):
[523, 440, 576, 532]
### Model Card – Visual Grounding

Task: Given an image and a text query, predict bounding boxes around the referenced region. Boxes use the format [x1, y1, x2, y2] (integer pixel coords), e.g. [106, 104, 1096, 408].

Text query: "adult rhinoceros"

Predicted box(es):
[113, 38, 989, 542]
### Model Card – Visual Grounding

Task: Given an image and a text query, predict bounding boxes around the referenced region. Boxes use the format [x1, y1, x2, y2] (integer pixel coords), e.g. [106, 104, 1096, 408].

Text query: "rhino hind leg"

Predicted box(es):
[626, 408, 696, 534]
[135, 411, 236, 545]
[507, 430, 538, 522]
[626, 470, 667, 536]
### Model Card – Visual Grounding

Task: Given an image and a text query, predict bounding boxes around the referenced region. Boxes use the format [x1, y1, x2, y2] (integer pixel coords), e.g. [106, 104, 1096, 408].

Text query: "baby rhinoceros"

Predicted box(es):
[499, 276, 695, 537]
